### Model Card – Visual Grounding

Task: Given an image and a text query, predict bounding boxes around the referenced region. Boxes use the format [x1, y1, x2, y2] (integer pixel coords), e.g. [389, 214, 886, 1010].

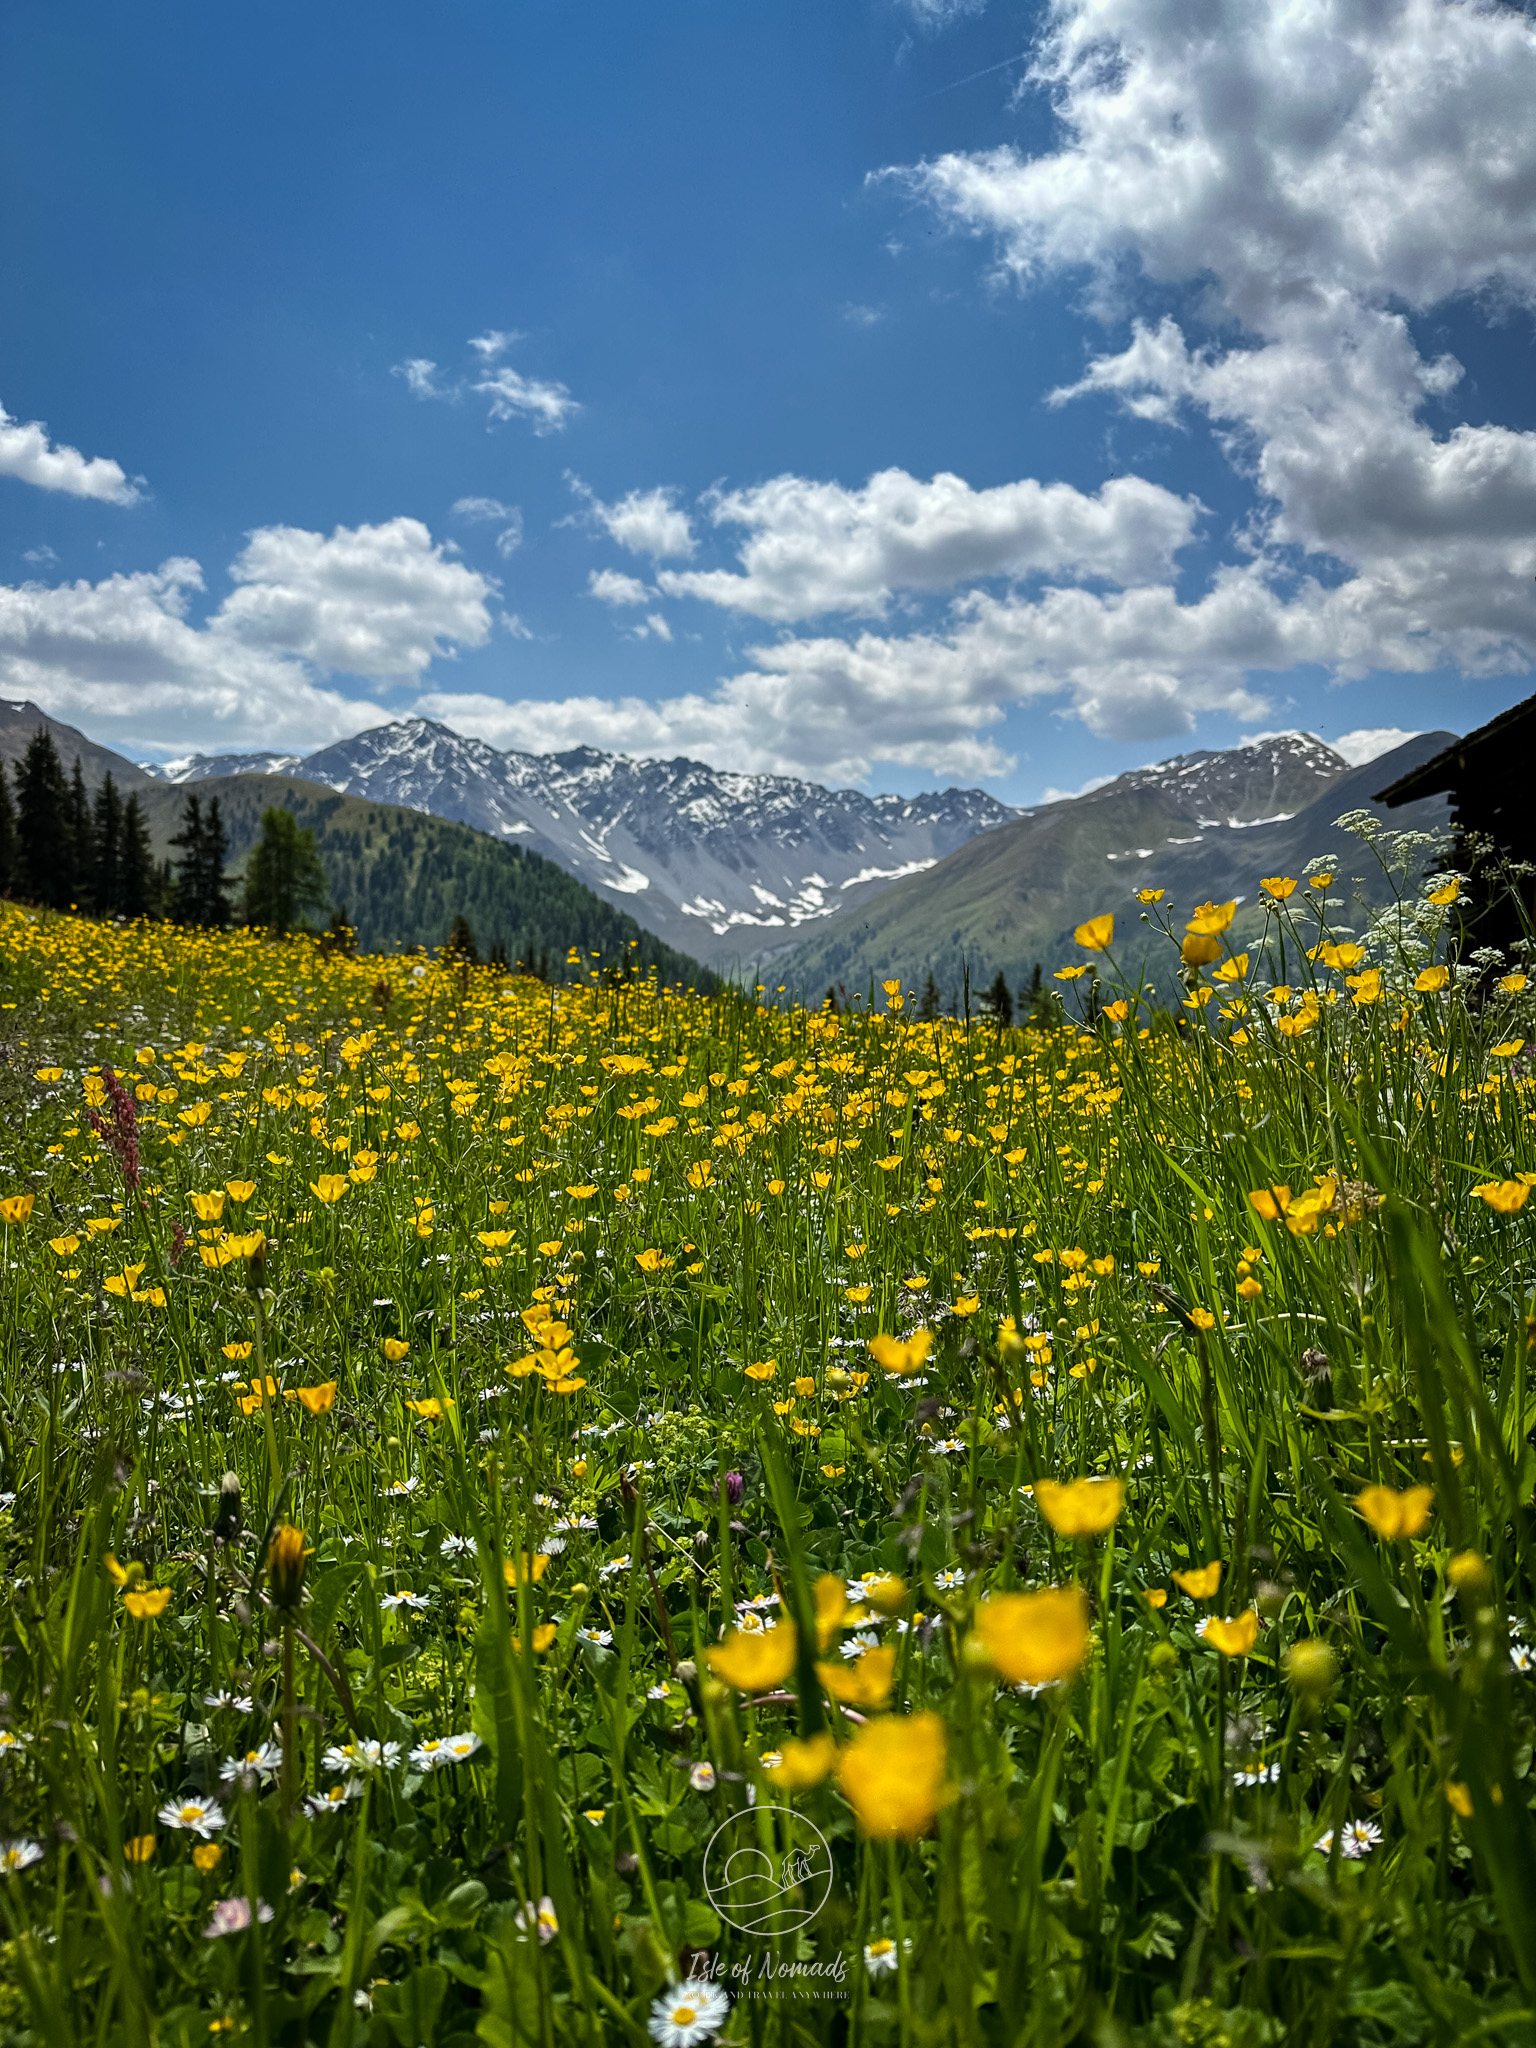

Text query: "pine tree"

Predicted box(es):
[67, 758, 92, 911]
[13, 729, 75, 910]
[243, 807, 327, 933]
[445, 913, 480, 964]
[981, 970, 1014, 1031]
[203, 798, 233, 927]
[0, 772, 15, 896]
[169, 794, 206, 924]
[917, 968, 943, 1020]
[119, 794, 154, 918]
[92, 773, 125, 916]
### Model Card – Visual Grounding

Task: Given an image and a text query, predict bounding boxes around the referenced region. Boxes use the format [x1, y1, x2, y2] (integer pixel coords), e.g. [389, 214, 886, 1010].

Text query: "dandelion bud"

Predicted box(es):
[265, 1524, 309, 1617]
[1284, 1638, 1337, 1695]
[211, 1471, 242, 1547]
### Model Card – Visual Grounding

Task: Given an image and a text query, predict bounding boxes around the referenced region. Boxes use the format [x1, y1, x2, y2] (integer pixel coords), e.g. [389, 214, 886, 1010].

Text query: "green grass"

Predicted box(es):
[0, 821, 1532, 2048]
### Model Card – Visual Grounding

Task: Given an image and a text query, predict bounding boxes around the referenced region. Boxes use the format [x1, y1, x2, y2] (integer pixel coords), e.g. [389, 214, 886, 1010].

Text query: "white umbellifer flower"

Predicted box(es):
[578, 1627, 613, 1647]
[303, 1784, 359, 1818]
[688, 1761, 717, 1793]
[203, 1691, 256, 1713]
[0, 1838, 44, 1874]
[380, 1589, 430, 1612]
[864, 1937, 900, 1979]
[933, 1569, 965, 1590]
[159, 1797, 225, 1838]
[648, 1980, 729, 2047]
[219, 1742, 283, 1786]
[515, 1895, 559, 1945]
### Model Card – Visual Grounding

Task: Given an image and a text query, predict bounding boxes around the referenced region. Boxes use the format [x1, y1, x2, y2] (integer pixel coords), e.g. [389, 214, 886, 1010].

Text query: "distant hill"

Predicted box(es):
[144, 716, 1020, 970]
[0, 699, 151, 790]
[777, 731, 1456, 1003]
[134, 775, 713, 985]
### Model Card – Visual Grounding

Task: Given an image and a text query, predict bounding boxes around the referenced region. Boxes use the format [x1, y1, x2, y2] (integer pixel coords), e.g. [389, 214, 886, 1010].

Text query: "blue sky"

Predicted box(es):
[2, 0, 1534, 804]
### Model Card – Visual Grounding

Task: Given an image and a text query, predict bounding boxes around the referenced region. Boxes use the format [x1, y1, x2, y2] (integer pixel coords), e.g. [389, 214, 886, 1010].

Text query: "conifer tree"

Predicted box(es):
[119, 795, 154, 919]
[67, 757, 92, 910]
[169, 793, 206, 924]
[917, 968, 943, 1020]
[13, 729, 74, 910]
[91, 773, 125, 916]
[243, 807, 326, 933]
[981, 970, 1013, 1031]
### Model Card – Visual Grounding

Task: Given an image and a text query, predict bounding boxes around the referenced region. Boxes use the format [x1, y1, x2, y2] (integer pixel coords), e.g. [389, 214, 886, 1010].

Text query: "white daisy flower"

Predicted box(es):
[1340, 1819, 1383, 1857]
[219, 1742, 283, 1786]
[688, 1761, 717, 1793]
[380, 1589, 430, 1612]
[864, 1936, 900, 1979]
[321, 1740, 402, 1776]
[932, 1569, 965, 1591]
[0, 1838, 43, 1874]
[440, 1732, 482, 1764]
[409, 1737, 451, 1772]
[439, 1535, 476, 1559]
[646, 1682, 673, 1701]
[303, 1784, 359, 1818]
[648, 1980, 729, 2047]
[514, 1894, 559, 1945]
[1511, 1645, 1534, 1674]
[0, 1730, 31, 1754]
[599, 1556, 631, 1579]
[158, 1797, 225, 1838]
[578, 1627, 613, 1647]
[1232, 1763, 1280, 1788]
[383, 1477, 419, 1497]
[839, 1631, 879, 1661]
[203, 1691, 256, 1713]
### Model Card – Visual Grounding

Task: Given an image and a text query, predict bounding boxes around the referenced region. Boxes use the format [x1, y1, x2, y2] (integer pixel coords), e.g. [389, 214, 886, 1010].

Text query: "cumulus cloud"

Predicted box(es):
[658, 466, 1199, 621]
[393, 358, 446, 401]
[588, 568, 652, 606]
[1331, 726, 1423, 768]
[0, 518, 492, 753]
[635, 612, 673, 641]
[569, 477, 696, 559]
[0, 400, 141, 505]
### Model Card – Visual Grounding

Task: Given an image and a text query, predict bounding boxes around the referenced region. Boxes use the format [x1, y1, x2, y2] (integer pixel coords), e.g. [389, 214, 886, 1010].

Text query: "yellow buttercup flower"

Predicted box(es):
[763, 1732, 835, 1790]
[836, 1713, 947, 1839]
[0, 1193, 35, 1226]
[296, 1382, 337, 1416]
[1260, 877, 1297, 900]
[1415, 966, 1449, 993]
[1172, 1561, 1222, 1599]
[1475, 1180, 1531, 1215]
[973, 1586, 1089, 1687]
[1074, 914, 1114, 951]
[383, 1338, 410, 1362]
[190, 1191, 226, 1222]
[1427, 879, 1460, 905]
[868, 1329, 933, 1376]
[1201, 1610, 1260, 1657]
[1181, 933, 1223, 969]
[1135, 888, 1165, 904]
[1033, 1476, 1124, 1537]
[1356, 1484, 1433, 1539]
[707, 1623, 797, 1691]
[503, 1552, 550, 1587]
[1186, 900, 1236, 937]
[122, 1586, 172, 1621]
[818, 1644, 896, 1709]
[310, 1175, 349, 1204]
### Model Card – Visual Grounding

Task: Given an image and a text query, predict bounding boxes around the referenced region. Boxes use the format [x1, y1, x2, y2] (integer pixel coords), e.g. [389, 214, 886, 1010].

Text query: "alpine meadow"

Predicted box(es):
[1, 810, 1534, 2047]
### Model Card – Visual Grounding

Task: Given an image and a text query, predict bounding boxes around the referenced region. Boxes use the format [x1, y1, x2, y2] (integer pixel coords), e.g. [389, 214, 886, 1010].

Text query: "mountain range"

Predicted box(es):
[145, 718, 1019, 971]
[776, 729, 1455, 1003]
[4, 697, 1459, 1004]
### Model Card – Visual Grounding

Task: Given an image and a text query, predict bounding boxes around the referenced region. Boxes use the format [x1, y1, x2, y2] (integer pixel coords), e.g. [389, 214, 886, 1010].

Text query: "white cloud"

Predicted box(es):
[588, 567, 652, 606]
[474, 364, 580, 435]
[0, 518, 492, 754]
[393, 358, 445, 401]
[842, 302, 885, 327]
[452, 497, 524, 556]
[863, 0, 1536, 736]
[635, 612, 673, 642]
[569, 478, 696, 560]
[1330, 726, 1423, 768]
[218, 519, 494, 677]
[468, 330, 524, 361]
[0, 400, 141, 505]
[658, 466, 1199, 622]
[1038, 771, 1115, 803]
[896, 0, 987, 28]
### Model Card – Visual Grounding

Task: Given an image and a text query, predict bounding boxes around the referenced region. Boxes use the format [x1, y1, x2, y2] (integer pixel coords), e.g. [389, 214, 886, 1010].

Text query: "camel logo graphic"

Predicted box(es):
[701, 1806, 834, 1936]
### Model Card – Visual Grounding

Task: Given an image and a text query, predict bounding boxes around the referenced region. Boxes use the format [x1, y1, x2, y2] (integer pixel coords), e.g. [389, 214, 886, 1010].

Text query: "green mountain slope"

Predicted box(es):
[0, 699, 151, 788]
[135, 774, 712, 985]
[778, 733, 1455, 1004]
